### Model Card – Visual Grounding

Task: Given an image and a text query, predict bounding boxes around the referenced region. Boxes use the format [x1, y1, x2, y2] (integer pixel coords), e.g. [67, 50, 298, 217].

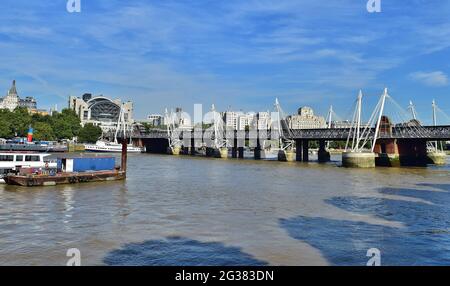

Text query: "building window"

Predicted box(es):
[83, 111, 89, 120]
[25, 155, 40, 162]
[0, 155, 14, 161]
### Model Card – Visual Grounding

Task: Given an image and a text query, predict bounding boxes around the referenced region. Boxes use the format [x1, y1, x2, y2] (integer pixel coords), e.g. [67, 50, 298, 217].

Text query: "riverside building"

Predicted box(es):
[69, 93, 134, 132]
[287, 106, 326, 129]
[0, 80, 39, 112]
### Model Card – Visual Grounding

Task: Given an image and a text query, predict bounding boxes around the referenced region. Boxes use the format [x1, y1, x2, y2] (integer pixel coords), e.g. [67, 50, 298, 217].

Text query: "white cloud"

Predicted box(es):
[409, 71, 449, 87]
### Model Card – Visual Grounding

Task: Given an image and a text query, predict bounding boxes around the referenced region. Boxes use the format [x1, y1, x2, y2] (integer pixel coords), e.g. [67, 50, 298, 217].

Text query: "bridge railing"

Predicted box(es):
[119, 125, 450, 141]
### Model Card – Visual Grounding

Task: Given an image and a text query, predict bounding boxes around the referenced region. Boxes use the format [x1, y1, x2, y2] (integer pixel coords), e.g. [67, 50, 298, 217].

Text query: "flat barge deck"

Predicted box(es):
[4, 141, 129, 187]
[4, 170, 126, 187]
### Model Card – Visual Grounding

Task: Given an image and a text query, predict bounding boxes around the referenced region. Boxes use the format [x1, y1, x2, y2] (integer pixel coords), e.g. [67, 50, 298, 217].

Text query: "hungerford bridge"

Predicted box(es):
[120, 89, 450, 168]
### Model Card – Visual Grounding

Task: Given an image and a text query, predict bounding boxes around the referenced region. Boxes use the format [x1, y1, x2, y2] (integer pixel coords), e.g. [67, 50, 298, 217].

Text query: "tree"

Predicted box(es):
[12, 107, 32, 137]
[141, 122, 154, 133]
[33, 122, 55, 141]
[78, 123, 102, 143]
[0, 107, 82, 141]
[0, 109, 14, 138]
[51, 108, 81, 139]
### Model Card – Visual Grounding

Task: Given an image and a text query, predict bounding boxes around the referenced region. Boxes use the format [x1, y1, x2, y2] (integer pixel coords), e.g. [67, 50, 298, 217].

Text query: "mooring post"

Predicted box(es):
[318, 139, 331, 163]
[121, 140, 127, 175]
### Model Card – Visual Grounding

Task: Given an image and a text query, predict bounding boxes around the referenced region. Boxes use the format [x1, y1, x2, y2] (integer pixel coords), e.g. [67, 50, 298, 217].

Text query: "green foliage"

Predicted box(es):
[309, 140, 319, 149]
[78, 123, 102, 143]
[141, 122, 154, 133]
[12, 107, 32, 137]
[0, 107, 82, 141]
[51, 109, 82, 139]
[33, 122, 55, 141]
[0, 109, 14, 138]
[328, 141, 347, 149]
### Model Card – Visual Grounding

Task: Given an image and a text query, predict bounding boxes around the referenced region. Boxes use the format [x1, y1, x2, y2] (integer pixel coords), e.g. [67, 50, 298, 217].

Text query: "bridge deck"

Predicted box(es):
[127, 125, 450, 141]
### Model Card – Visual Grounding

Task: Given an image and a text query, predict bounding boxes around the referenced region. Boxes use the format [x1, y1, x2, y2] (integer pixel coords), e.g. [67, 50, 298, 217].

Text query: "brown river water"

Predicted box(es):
[0, 153, 449, 266]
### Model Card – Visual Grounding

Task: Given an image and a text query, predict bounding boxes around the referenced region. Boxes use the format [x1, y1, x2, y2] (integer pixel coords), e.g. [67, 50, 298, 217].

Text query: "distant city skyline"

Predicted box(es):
[0, 1, 449, 124]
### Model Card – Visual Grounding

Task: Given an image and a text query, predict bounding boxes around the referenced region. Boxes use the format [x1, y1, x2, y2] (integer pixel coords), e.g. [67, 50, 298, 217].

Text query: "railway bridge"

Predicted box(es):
[120, 124, 450, 166]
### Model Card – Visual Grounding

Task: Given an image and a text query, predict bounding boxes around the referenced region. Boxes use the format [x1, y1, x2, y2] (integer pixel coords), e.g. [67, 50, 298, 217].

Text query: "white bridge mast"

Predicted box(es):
[165, 108, 182, 152]
[274, 98, 294, 151]
[114, 103, 129, 144]
[345, 88, 388, 153]
[211, 104, 227, 149]
[432, 100, 443, 152]
[371, 88, 388, 152]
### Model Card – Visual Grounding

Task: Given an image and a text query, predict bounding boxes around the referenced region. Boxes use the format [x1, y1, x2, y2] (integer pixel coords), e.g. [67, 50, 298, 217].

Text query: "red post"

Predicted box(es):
[121, 140, 127, 174]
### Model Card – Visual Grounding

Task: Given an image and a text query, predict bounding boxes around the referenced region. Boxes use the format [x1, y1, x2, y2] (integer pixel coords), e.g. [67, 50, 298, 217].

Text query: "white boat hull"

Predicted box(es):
[260, 149, 280, 160]
[0, 152, 57, 183]
[84, 141, 144, 153]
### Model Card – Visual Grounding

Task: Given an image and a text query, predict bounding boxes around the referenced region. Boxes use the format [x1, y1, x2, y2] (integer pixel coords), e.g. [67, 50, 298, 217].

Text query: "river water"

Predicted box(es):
[0, 153, 449, 266]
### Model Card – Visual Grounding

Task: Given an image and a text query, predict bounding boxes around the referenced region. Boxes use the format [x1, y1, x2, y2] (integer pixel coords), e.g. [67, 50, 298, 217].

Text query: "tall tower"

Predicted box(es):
[1, 80, 19, 111]
[9, 80, 18, 96]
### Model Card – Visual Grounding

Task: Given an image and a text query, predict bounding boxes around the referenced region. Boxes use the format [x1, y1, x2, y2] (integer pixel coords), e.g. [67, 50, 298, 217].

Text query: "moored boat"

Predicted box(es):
[84, 102, 144, 153]
[4, 170, 125, 187]
[0, 152, 57, 183]
[260, 148, 280, 160]
[4, 142, 128, 187]
[84, 140, 144, 153]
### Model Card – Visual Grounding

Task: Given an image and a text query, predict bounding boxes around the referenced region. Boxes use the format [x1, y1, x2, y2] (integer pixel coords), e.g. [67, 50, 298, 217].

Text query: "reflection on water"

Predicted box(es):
[281, 185, 450, 265]
[0, 153, 449, 265]
[104, 236, 268, 266]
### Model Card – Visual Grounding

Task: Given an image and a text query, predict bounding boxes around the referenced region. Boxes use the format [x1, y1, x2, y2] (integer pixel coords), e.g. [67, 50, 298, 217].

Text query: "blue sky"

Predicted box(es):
[0, 0, 449, 124]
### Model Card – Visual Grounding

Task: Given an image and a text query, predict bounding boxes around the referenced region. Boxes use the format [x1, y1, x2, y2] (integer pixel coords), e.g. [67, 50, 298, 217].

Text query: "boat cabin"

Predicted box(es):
[57, 157, 116, 173]
[0, 152, 53, 175]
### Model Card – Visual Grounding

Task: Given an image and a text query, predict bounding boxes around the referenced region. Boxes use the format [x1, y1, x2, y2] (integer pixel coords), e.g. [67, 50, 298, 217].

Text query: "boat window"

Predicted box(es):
[15, 155, 24, 161]
[25, 155, 41, 162]
[0, 155, 14, 161]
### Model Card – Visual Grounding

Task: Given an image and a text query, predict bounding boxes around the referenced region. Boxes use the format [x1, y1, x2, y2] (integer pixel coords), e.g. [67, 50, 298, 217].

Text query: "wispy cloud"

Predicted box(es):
[0, 0, 449, 118]
[409, 71, 448, 87]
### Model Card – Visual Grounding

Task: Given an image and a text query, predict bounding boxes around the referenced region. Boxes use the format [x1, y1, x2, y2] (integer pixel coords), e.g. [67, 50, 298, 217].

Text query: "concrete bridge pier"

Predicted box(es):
[181, 146, 190, 155]
[231, 132, 245, 159]
[278, 149, 296, 162]
[374, 139, 428, 167]
[295, 140, 302, 161]
[427, 151, 447, 165]
[238, 147, 244, 159]
[190, 136, 196, 155]
[206, 147, 215, 157]
[232, 137, 238, 158]
[206, 147, 228, 158]
[231, 147, 237, 158]
[168, 146, 182, 155]
[254, 137, 261, 160]
[318, 140, 331, 163]
[215, 147, 228, 158]
[302, 140, 309, 162]
[342, 152, 376, 168]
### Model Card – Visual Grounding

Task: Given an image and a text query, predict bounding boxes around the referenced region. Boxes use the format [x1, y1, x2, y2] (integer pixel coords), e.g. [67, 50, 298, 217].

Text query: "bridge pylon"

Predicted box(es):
[342, 89, 380, 168]
[165, 108, 182, 155]
[427, 100, 447, 165]
[273, 98, 296, 162]
[206, 104, 228, 159]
